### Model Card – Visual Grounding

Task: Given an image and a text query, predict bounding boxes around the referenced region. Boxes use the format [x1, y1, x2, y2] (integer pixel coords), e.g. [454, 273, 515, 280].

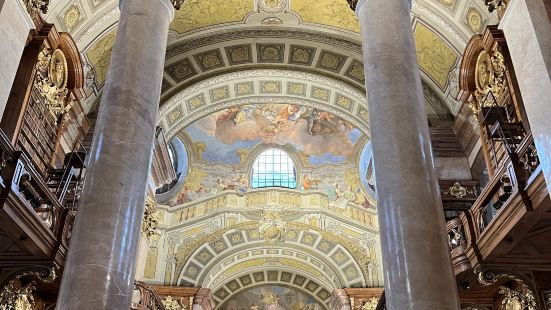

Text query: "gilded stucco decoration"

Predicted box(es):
[438, 0, 456, 9]
[162, 296, 184, 310]
[142, 196, 159, 237]
[469, 46, 507, 115]
[0, 268, 57, 310]
[350, 296, 379, 310]
[292, 0, 360, 33]
[258, 0, 288, 13]
[62, 4, 82, 32]
[414, 23, 458, 90]
[259, 211, 287, 244]
[466, 7, 483, 33]
[86, 30, 117, 86]
[170, 0, 253, 33]
[89, 0, 108, 9]
[476, 268, 537, 310]
[33, 48, 72, 117]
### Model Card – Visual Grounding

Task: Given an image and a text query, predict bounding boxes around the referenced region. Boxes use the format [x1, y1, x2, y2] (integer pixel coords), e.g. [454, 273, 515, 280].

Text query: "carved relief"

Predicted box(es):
[33, 48, 71, 117]
[86, 30, 116, 86]
[476, 268, 537, 310]
[469, 46, 507, 114]
[0, 268, 57, 310]
[258, 0, 288, 13]
[415, 23, 459, 90]
[293, 0, 360, 32]
[466, 7, 483, 33]
[170, 0, 252, 33]
[62, 5, 82, 32]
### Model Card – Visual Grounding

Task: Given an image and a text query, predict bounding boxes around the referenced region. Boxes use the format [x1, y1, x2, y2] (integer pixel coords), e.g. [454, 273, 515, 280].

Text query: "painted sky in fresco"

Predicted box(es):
[220, 285, 323, 310]
[184, 104, 363, 166]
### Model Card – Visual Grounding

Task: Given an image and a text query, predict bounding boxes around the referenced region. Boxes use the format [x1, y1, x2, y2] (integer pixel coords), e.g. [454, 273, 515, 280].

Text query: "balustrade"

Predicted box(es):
[132, 281, 166, 310]
[468, 133, 539, 238]
[445, 131, 542, 275]
[132, 282, 197, 310]
[0, 130, 76, 263]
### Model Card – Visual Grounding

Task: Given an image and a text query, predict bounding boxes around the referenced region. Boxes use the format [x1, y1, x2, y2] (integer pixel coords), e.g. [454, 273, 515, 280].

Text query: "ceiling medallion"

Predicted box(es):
[63, 5, 81, 31]
[467, 8, 483, 33]
[258, 0, 287, 13]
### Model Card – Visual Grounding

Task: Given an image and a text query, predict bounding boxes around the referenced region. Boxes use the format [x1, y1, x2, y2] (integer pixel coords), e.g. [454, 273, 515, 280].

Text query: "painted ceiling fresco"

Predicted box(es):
[220, 285, 324, 310]
[184, 104, 363, 166]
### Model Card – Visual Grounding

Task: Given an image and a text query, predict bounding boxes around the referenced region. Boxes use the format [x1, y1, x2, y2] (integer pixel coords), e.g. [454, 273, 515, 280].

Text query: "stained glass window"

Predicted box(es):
[251, 148, 297, 189]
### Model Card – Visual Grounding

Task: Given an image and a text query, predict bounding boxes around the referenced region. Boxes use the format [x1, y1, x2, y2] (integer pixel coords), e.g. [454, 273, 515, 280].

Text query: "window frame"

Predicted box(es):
[250, 148, 297, 189]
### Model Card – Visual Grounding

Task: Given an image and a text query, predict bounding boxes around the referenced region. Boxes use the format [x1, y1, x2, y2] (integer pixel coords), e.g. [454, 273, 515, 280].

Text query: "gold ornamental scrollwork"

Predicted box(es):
[0, 267, 57, 310]
[33, 47, 72, 117]
[142, 196, 159, 237]
[475, 267, 537, 310]
[475, 51, 492, 91]
[350, 297, 380, 310]
[49, 49, 68, 89]
[470, 46, 508, 115]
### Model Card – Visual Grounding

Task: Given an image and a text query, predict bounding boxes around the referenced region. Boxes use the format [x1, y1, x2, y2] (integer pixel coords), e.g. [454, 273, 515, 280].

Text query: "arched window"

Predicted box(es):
[251, 148, 297, 189]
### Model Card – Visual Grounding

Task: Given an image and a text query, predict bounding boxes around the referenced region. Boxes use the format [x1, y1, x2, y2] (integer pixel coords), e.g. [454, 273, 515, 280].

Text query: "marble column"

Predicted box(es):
[56, 0, 174, 309]
[351, 0, 460, 309]
[500, 0, 551, 197]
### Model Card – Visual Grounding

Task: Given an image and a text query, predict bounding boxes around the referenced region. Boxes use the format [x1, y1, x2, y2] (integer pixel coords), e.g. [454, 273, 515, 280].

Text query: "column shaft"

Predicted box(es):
[56, 0, 174, 308]
[500, 0, 551, 197]
[355, 0, 459, 308]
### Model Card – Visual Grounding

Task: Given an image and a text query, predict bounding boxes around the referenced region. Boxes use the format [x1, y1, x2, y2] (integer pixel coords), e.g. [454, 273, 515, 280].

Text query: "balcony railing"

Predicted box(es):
[0, 130, 76, 264]
[446, 132, 541, 273]
[470, 133, 538, 237]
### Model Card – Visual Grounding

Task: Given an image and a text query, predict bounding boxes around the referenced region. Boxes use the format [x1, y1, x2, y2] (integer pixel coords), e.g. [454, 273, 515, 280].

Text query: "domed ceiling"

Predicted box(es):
[45, 0, 498, 122]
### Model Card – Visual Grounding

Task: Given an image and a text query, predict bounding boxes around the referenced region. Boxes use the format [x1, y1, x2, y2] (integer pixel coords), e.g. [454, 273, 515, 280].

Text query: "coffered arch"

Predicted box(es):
[172, 222, 375, 288]
[213, 272, 333, 308]
[202, 249, 341, 291]
[157, 69, 370, 140]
